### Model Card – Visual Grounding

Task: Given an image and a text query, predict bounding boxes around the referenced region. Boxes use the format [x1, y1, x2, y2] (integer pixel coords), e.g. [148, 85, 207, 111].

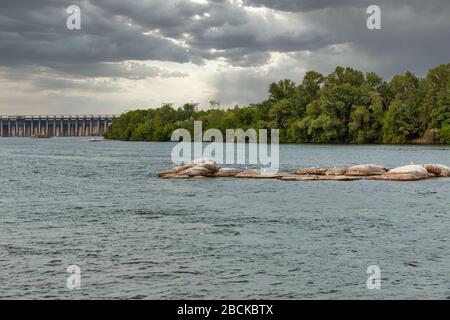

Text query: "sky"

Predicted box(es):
[0, 0, 449, 115]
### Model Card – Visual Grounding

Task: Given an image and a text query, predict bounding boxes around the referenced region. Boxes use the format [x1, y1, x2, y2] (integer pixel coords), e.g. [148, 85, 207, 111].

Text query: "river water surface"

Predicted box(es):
[0, 138, 449, 299]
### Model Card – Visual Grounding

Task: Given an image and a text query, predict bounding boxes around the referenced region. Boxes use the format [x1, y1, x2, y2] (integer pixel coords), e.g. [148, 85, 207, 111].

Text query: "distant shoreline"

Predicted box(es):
[2, 136, 449, 146]
[103, 63, 450, 146]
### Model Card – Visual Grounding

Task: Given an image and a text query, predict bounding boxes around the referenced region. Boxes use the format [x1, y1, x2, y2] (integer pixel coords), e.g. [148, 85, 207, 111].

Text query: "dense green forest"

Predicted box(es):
[104, 63, 450, 144]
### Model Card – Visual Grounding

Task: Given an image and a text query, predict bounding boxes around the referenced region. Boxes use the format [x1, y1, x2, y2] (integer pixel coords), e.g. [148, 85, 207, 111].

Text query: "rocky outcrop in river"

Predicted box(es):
[157, 159, 450, 182]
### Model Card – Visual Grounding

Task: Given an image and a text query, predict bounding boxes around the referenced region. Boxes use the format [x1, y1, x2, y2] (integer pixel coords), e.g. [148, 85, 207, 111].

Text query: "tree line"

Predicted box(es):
[104, 63, 450, 144]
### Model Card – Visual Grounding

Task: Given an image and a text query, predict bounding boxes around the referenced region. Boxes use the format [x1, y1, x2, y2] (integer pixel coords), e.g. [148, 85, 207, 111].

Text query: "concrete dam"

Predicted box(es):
[0, 115, 117, 137]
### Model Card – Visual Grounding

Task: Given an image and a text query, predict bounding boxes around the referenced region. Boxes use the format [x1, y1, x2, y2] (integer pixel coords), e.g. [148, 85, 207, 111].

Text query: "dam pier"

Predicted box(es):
[0, 115, 116, 137]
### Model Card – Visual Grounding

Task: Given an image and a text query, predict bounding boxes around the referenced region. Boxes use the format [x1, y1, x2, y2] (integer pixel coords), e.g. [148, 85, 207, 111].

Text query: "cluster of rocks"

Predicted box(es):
[157, 158, 285, 179]
[293, 164, 387, 177]
[369, 164, 450, 181]
[157, 159, 450, 181]
[292, 163, 450, 181]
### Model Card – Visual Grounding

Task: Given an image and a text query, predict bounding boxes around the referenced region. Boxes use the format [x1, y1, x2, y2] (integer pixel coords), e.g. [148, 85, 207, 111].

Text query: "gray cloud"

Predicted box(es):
[0, 2, 191, 68]
[0, 0, 449, 113]
[45, 61, 188, 80]
[242, 0, 369, 12]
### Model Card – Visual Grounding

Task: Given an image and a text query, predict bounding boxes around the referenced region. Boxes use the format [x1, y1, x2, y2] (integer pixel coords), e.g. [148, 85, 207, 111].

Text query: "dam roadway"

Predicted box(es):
[0, 115, 117, 137]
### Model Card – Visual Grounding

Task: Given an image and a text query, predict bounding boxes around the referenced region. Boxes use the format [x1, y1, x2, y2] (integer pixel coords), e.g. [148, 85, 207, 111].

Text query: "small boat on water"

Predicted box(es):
[89, 138, 103, 142]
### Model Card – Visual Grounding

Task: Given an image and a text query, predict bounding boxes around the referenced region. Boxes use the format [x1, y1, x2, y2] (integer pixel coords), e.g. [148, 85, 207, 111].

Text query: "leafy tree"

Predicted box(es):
[382, 72, 423, 143]
[437, 125, 450, 144]
[420, 64, 450, 133]
[105, 63, 450, 145]
[269, 79, 297, 102]
[269, 99, 295, 128]
[302, 71, 324, 102]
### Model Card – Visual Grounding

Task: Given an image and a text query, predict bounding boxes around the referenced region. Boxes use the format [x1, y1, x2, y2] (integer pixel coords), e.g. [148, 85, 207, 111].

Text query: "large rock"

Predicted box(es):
[214, 168, 242, 177]
[191, 158, 219, 173]
[156, 168, 178, 178]
[316, 175, 362, 181]
[294, 167, 327, 175]
[346, 164, 388, 176]
[423, 164, 450, 177]
[368, 173, 421, 181]
[279, 175, 320, 181]
[280, 175, 361, 181]
[235, 170, 283, 179]
[183, 165, 216, 177]
[387, 165, 429, 178]
[369, 164, 429, 181]
[175, 163, 195, 172]
[157, 158, 219, 178]
[158, 163, 197, 176]
[325, 167, 348, 176]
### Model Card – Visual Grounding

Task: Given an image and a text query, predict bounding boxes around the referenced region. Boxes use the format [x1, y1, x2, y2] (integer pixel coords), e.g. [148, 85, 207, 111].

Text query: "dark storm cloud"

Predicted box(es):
[2, 0, 448, 73]
[243, 0, 450, 12]
[1, 0, 450, 108]
[0, 0, 192, 70]
[0, 0, 333, 71]
[300, 2, 450, 77]
[242, 0, 369, 12]
[91, 0, 209, 38]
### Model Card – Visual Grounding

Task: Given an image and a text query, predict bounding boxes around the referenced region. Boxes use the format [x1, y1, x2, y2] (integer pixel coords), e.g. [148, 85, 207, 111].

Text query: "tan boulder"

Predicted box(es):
[280, 175, 361, 181]
[190, 158, 219, 173]
[368, 173, 421, 181]
[387, 165, 429, 178]
[158, 158, 220, 178]
[346, 164, 388, 176]
[235, 170, 283, 179]
[174, 163, 195, 172]
[317, 175, 362, 181]
[423, 164, 450, 177]
[156, 162, 198, 177]
[369, 165, 430, 181]
[279, 175, 320, 181]
[204, 164, 220, 173]
[294, 167, 327, 175]
[156, 168, 178, 177]
[183, 165, 215, 177]
[214, 168, 242, 177]
[325, 167, 348, 176]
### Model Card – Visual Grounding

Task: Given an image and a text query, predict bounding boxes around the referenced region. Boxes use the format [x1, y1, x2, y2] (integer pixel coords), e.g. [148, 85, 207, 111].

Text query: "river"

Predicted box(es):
[0, 138, 449, 299]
